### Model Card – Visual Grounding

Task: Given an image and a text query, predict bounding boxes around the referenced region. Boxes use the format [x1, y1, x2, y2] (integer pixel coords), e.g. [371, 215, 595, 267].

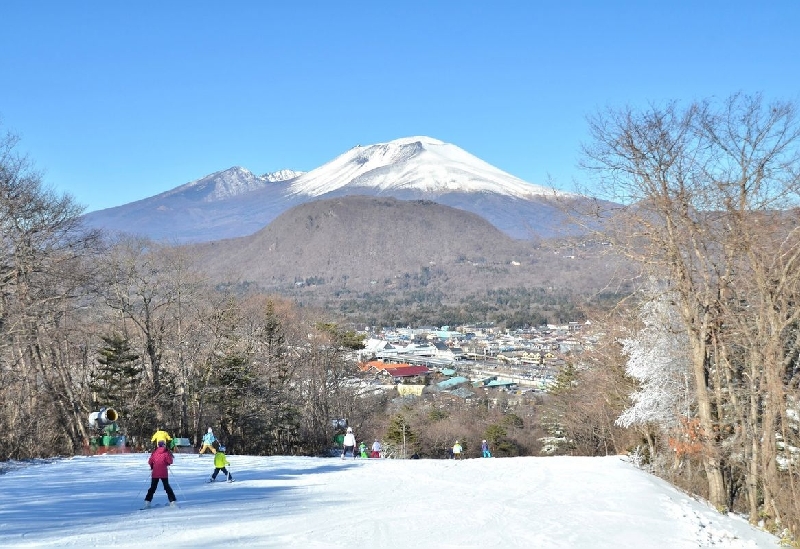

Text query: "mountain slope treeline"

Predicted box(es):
[187, 195, 631, 325]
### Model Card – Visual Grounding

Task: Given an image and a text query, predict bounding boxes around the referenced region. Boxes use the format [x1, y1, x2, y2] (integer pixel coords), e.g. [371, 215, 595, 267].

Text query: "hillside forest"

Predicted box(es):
[1, 94, 800, 543]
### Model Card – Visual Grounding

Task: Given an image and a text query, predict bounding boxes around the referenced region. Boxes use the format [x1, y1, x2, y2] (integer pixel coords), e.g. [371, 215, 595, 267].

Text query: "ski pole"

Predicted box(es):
[169, 464, 188, 502]
[134, 471, 152, 509]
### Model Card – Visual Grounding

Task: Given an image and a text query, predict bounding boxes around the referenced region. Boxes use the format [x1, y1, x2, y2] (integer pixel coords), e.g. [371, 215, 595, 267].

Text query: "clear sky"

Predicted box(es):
[1, 1, 798, 213]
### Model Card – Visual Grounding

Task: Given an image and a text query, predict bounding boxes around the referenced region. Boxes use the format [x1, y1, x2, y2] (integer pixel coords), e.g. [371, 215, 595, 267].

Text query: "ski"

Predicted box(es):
[140, 502, 178, 510]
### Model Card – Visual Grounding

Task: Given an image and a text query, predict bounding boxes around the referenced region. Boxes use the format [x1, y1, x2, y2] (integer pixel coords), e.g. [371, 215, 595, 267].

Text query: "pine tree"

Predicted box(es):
[90, 333, 142, 408]
[385, 414, 416, 458]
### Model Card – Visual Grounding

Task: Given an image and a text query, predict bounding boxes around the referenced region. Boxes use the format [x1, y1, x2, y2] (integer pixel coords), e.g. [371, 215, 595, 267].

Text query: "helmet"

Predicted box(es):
[346, 427, 353, 432]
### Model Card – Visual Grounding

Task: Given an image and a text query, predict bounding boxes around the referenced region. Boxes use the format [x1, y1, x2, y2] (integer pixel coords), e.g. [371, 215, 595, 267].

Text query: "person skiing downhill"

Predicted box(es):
[142, 441, 177, 508]
[208, 445, 234, 482]
[342, 427, 356, 459]
[199, 427, 217, 455]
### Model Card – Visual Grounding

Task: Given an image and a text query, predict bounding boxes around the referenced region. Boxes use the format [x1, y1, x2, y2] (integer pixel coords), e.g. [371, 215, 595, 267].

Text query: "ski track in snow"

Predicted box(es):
[0, 454, 779, 549]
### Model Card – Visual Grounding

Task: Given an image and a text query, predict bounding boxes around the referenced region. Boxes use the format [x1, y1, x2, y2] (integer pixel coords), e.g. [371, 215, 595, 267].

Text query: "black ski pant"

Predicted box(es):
[211, 467, 231, 480]
[145, 477, 176, 502]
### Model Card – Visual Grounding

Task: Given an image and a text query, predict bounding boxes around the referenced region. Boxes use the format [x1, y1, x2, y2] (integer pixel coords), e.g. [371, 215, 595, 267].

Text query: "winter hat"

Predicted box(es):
[208, 427, 213, 433]
[219, 445, 226, 452]
[346, 427, 353, 432]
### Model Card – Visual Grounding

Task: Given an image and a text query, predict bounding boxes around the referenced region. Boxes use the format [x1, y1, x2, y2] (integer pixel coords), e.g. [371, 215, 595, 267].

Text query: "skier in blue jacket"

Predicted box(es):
[199, 427, 217, 455]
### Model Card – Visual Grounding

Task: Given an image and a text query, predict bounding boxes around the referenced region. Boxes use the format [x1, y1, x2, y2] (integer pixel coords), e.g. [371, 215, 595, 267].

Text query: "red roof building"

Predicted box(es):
[383, 365, 430, 377]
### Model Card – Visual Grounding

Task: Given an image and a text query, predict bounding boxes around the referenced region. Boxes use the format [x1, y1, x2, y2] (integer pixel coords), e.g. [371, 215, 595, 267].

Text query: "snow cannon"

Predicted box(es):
[88, 407, 118, 429]
[85, 408, 128, 455]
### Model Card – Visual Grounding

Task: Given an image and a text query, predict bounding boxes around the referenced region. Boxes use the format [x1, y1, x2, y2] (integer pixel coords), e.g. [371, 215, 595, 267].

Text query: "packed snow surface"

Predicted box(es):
[0, 454, 779, 548]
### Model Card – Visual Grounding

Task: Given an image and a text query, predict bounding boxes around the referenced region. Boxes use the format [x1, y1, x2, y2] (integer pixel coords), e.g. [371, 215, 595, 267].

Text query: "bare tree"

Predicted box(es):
[582, 93, 800, 532]
[0, 126, 104, 457]
[97, 237, 205, 430]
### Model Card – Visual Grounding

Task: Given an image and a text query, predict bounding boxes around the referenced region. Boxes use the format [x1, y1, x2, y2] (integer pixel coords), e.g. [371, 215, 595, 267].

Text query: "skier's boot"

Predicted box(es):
[141, 501, 151, 509]
[169, 501, 177, 507]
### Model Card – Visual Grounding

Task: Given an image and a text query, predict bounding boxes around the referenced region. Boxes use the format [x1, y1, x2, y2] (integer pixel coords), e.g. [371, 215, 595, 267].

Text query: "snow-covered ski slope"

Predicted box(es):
[0, 454, 779, 548]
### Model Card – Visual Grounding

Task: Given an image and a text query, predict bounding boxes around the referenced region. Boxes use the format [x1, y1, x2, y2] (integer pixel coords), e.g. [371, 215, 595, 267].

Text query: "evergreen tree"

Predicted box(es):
[90, 333, 142, 408]
[385, 414, 416, 458]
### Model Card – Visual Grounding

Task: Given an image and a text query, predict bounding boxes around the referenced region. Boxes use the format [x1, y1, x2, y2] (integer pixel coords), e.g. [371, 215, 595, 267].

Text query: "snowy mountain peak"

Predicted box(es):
[167, 166, 302, 203]
[288, 136, 569, 199]
[262, 169, 305, 183]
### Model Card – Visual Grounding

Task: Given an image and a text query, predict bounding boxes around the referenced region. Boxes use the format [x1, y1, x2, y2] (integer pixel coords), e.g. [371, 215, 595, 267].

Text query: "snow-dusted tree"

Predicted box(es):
[617, 289, 692, 431]
[582, 93, 800, 530]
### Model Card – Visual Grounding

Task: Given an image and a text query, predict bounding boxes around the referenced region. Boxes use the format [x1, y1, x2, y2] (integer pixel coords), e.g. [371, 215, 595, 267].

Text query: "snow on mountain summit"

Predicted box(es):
[263, 169, 305, 183]
[287, 136, 565, 199]
[167, 167, 303, 203]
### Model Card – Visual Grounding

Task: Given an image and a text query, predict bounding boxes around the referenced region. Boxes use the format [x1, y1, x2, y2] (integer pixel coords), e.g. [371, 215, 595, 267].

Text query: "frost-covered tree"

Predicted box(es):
[583, 93, 800, 528]
[617, 290, 692, 430]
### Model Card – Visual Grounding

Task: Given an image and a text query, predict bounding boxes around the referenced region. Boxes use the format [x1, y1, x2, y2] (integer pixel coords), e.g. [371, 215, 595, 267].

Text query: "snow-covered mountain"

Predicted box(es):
[287, 136, 568, 199]
[81, 137, 584, 243]
[162, 167, 304, 203]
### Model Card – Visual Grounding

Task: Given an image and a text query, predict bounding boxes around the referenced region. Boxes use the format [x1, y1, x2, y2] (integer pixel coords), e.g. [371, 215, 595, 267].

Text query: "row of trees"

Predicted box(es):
[0, 126, 366, 458]
[564, 93, 800, 539]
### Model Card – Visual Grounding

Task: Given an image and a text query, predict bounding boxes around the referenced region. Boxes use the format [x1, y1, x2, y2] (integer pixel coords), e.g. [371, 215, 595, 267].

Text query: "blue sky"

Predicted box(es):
[1, 1, 798, 213]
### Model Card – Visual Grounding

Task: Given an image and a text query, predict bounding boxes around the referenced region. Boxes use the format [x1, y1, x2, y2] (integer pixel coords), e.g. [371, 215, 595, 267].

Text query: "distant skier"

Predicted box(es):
[208, 445, 234, 483]
[142, 441, 177, 508]
[481, 439, 492, 458]
[199, 427, 217, 455]
[342, 427, 356, 459]
[452, 440, 463, 460]
[371, 439, 382, 458]
[151, 426, 172, 450]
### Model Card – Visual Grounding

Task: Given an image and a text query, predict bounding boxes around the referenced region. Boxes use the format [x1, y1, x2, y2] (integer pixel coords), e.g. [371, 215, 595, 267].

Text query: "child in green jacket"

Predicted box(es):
[207, 445, 234, 483]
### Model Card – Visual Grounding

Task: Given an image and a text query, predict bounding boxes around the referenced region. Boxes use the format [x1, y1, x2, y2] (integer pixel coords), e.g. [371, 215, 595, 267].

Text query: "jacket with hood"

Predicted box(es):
[214, 451, 229, 468]
[148, 445, 173, 478]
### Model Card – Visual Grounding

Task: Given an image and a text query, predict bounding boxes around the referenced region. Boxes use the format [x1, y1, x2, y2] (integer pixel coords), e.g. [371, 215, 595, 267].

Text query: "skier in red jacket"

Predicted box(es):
[142, 441, 177, 508]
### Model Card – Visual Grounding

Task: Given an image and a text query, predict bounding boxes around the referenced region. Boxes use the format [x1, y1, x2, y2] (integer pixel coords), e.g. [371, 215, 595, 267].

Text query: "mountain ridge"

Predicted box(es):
[186, 195, 624, 306]
[81, 136, 585, 243]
